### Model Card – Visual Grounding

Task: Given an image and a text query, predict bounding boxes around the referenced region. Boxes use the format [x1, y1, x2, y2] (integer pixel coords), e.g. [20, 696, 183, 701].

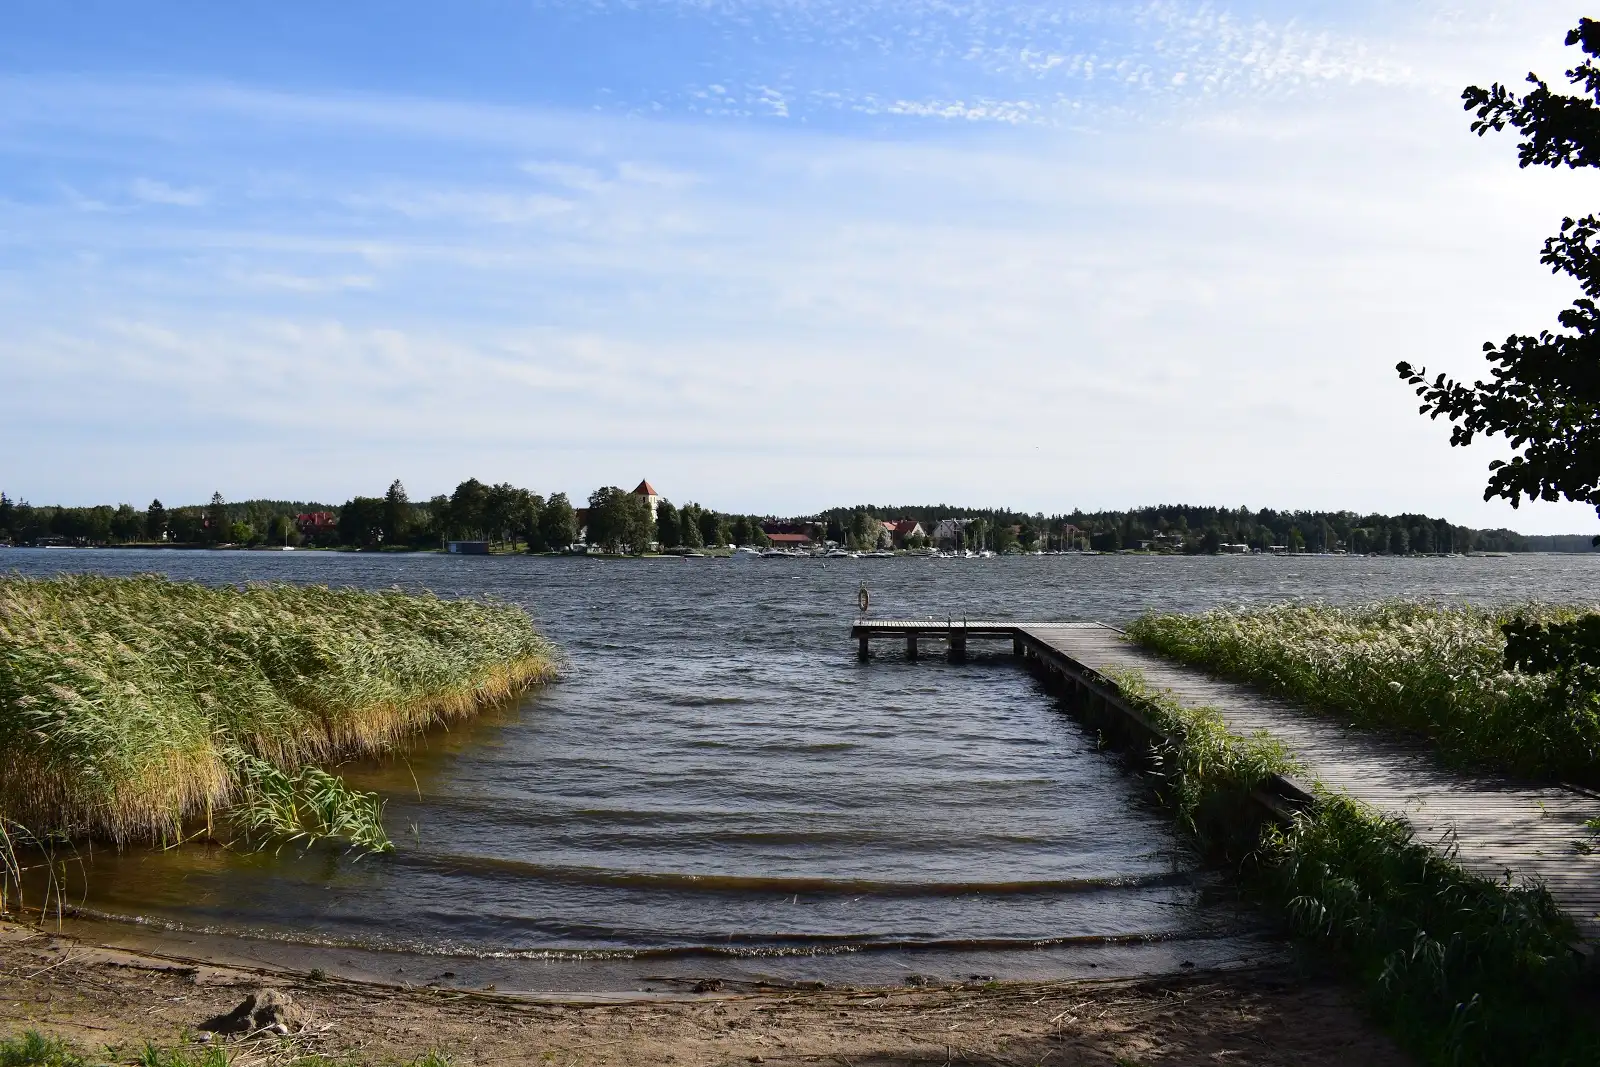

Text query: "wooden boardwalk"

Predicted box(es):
[852, 619, 1600, 939]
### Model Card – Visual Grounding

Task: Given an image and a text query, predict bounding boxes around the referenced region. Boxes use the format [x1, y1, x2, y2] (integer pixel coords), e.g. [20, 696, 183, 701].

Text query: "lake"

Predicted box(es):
[5, 549, 1598, 991]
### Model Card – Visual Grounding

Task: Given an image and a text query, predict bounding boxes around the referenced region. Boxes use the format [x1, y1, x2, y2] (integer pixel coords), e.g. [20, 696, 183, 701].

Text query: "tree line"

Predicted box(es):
[1, 488, 1590, 554]
[812, 503, 1592, 554]
[0, 481, 773, 554]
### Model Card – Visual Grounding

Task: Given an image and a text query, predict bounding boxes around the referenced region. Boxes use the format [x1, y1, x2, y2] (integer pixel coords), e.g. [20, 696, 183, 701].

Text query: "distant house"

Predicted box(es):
[1219, 543, 1250, 554]
[883, 520, 925, 547]
[296, 512, 336, 535]
[931, 518, 970, 550]
[766, 532, 813, 548]
[762, 520, 823, 539]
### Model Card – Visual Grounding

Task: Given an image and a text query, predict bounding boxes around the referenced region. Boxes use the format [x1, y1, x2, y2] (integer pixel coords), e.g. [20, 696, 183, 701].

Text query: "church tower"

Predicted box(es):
[631, 479, 662, 522]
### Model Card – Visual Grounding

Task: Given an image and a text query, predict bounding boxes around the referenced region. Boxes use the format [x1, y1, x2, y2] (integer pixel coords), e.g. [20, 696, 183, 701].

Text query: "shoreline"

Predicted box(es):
[0, 919, 1407, 1065]
[27, 910, 1289, 996]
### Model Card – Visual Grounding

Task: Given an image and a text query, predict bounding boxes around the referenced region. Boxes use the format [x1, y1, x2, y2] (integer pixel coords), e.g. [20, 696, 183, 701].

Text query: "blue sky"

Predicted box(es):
[3, 1, 1597, 532]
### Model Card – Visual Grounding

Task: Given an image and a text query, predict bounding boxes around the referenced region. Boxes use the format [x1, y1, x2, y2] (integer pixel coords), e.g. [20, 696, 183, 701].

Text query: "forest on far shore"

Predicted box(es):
[0, 488, 1592, 554]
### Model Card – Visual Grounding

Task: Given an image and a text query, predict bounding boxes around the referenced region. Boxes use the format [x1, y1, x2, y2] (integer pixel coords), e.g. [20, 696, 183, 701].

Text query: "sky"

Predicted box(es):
[2, 1, 1598, 533]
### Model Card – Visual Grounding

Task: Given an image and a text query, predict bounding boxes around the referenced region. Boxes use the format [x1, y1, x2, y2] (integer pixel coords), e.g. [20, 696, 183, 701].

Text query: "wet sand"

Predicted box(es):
[0, 920, 1408, 1066]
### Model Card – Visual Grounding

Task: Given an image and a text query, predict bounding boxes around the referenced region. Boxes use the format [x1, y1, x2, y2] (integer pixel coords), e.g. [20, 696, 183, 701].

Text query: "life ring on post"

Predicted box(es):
[857, 583, 869, 615]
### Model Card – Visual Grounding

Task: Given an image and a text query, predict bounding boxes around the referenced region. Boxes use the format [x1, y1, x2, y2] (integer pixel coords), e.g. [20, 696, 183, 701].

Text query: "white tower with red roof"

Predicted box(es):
[632, 479, 662, 521]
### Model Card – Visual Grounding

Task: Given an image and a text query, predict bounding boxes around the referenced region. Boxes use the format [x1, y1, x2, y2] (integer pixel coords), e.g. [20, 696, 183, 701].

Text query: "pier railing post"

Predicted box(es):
[858, 633, 870, 662]
[907, 634, 918, 660]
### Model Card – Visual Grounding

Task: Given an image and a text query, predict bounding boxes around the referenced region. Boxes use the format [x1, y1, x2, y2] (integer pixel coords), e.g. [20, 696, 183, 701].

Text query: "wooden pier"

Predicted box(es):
[852, 619, 1600, 940]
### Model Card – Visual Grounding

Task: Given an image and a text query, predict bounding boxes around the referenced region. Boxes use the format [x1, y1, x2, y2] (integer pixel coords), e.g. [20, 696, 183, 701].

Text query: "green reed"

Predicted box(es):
[1127, 600, 1600, 782]
[0, 574, 557, 849]
[1101, 668, 1597, 1067]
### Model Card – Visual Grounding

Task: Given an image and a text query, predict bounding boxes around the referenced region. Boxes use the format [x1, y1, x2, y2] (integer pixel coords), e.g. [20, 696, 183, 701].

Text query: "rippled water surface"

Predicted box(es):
[6, 549, 1600, 985]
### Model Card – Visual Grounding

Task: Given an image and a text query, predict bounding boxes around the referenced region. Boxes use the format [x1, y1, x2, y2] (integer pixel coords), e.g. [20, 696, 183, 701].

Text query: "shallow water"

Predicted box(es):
[6, 549, 1600, 988]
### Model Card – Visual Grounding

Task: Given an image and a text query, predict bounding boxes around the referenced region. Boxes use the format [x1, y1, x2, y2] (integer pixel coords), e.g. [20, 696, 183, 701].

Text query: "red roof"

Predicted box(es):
[633, 480, 659, 497]
[766, 532, 812, 544]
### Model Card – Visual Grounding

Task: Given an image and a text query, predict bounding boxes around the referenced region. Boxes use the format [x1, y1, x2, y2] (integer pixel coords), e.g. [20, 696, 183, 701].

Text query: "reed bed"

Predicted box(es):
[1104, 669, 1596, 1066]
[1127, 600, 1600, 783]
[0, 574, 557, 847]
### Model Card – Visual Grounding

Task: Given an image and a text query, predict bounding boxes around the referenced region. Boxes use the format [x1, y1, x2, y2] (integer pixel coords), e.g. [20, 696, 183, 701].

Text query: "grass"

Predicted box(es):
[1103, 667, 1302, 849]
[1127, 600, 1600, 783]
[0, 574, 557, 849]
[1092, 668, 1598, 1067]
[0, 1033, 85, 1067]
[1, 1031, 454, 1066]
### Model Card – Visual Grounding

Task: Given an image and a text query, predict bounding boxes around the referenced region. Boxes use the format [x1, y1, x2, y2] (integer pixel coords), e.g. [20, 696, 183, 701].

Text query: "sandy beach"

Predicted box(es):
[0, 920, 1407, 1066]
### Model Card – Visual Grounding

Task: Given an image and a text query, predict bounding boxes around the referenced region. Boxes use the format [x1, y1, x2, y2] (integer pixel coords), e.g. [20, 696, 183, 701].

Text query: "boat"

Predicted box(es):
[730, 546, 759, 561]
[825, 549, 853, 559]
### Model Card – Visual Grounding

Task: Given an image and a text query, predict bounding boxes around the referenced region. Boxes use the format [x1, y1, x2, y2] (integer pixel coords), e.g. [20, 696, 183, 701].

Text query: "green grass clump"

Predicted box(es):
[0, 574, 557, 846]
[1094, 668, 1597, 1067]
[0, 1032, 86, 1067]
[1127, 600, 1600, 782]
[1, 1031, 454, 1067]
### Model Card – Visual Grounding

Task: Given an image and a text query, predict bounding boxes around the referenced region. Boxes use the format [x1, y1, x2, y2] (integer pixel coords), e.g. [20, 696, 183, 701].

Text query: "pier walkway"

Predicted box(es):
[852, 618, 1600, 939]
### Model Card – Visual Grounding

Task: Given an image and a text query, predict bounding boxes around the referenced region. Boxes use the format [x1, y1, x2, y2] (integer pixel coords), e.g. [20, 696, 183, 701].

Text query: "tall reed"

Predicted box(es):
[1101, 668, 1596, 1066]
[1128, 600, 1600, 782]
[0, 574, 557, 846]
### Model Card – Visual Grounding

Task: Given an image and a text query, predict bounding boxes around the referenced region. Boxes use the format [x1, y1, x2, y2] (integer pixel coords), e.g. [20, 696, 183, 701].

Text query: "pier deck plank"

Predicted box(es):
[1016, 622, 1600, 938]
[852, 618, 1600, 938]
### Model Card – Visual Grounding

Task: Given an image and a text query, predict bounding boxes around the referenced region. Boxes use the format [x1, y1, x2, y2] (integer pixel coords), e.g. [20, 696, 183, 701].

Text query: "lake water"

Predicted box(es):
[5, 548, 1600, 991]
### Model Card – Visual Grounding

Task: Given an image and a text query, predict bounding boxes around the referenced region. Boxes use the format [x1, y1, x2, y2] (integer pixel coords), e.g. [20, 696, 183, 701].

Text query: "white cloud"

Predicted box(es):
[232, 271, 377, 293]
[130, 178, 208, 207]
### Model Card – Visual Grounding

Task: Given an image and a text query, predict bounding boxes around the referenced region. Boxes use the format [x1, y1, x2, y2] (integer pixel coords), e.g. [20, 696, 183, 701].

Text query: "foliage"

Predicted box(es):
[678, 505, 704, 549]
[537, 492, 577, 552]
[1262, 795, 1595, 1065]
[4, 489, 1584, 554]
[1101, 669, 1595, 1066]
[0, 575, 557, 845]
[230, 751, 391, 853]
[0, 1032, 86, 1067]
[134, 1042, 228, 1067]
[1104, 669, 1302, 841]
[1128, 601, 1600, 783]
[0, 1031, 454, 1067]
[1399, 19, 1600, 524]
[338, 497, 386, 549]
[584, 487, 653, 554]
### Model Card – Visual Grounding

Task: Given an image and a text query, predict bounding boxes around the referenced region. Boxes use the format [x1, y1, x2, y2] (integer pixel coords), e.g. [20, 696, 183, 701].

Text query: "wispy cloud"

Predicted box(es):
[231, 271, 377, 293]
[130, 178, 208, 207]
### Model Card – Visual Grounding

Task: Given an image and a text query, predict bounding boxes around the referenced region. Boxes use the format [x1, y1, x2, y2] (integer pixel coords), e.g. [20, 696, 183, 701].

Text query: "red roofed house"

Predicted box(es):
[766, 532, 813, 548]
[883, 520, 925, 547]
[296, 512, 336, 535]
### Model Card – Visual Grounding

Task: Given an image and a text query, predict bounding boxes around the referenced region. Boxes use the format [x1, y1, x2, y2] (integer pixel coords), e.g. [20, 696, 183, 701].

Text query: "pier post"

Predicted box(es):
[907, 634, 919, 660]
[858, 634, 870, 662]
[948, 631, 967, 663]
[1013, 636, 1024, 656]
